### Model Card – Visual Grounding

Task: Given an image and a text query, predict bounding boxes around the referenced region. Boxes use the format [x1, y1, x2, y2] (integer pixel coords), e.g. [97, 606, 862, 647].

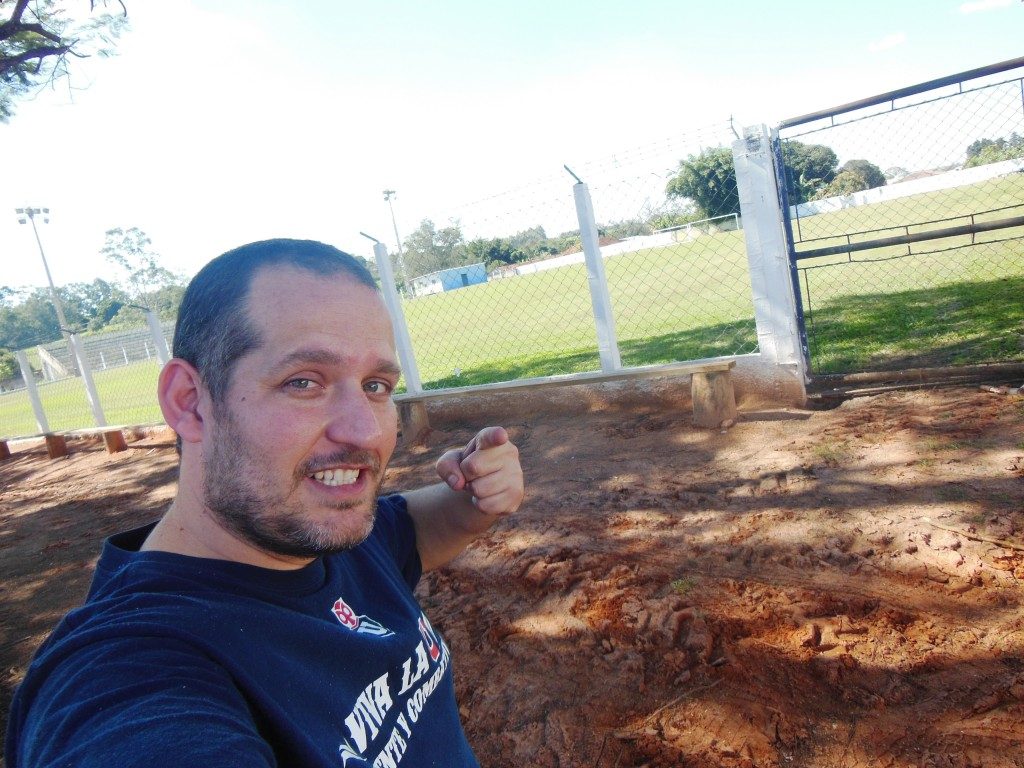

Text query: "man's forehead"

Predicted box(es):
[247, 264, 388, 318]
[243, 265, 396, 362]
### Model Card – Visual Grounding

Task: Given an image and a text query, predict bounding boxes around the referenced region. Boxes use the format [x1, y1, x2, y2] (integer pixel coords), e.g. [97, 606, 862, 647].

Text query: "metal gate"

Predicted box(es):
[774, 57, 1024, 377]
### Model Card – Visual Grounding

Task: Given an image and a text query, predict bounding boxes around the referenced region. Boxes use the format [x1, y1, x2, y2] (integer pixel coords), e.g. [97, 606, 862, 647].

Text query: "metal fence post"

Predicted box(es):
[733, 125, 808, 383]
[572, 182, 621, 372]
[15, 351, 49, 433]
[68, 334, 107, 427]
[145, 310, 171, 365]
[373, 242, 423, 394]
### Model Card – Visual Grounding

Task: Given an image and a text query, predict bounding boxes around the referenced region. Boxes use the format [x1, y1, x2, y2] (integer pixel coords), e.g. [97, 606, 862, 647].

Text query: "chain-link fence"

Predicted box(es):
[392, 170, 596, 390]
[582, 123, 758, 369]
[778, 59, 1024, 374]
[0, 316, 171, 439]
[6, 61, 1021, 440]
[386, 119, 757, 392]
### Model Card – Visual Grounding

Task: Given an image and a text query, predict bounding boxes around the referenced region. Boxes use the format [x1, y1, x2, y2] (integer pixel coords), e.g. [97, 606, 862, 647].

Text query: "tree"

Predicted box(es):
[665, 147, 739, 220]
[101, 226, 176, 307]
[838, 159, 886, 190]
[1, 0, 128, 122]
[104, 283, 184, 328]
[0, 288, 61, 348]
[965, 133, 1024, 168]
[508, 226, 553, 258]
[601, 219, 654, 240]
[401, 219, 468, 277]
[461, 237, 526, 271]
[814, 171, 870, 199]
[813, 159, 886, 199]
[0, 346, 19, 382]
[781, 141, 839, 204]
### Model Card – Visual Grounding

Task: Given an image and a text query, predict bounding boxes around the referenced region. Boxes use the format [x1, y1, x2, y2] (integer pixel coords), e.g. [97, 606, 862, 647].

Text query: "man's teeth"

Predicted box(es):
[311, 468, 359, 486]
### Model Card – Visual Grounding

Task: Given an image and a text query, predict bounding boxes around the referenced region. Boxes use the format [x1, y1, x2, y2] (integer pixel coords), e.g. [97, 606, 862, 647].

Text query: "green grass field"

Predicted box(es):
[1, 361, 163, 439]
[799, 243, 1024, 373]
[792, 173, 1024, 247]
[2, 173, 1021, 438]
[792, 173, 1024, 372]
[399, 229, 757, 390]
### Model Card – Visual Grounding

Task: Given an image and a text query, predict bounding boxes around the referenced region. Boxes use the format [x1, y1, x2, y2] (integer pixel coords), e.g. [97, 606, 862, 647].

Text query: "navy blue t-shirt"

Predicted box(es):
[5, 495, 479, 767]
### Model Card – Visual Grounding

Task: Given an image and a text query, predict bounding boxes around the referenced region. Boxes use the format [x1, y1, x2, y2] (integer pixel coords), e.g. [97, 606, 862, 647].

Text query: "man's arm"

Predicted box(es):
[9, 637, 276, 768]
[403, 426, 524, 572]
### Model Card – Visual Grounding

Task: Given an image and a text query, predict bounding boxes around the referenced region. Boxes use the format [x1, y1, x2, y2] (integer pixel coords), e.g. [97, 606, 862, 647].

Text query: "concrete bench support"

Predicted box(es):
[45, 434, 68, 459]
[398, 401, 431, 446]
[691, 369, 738, 428]
[394, 359, 738, 443]
[103, 429, 128, 454]
[0, 440, 10, 461]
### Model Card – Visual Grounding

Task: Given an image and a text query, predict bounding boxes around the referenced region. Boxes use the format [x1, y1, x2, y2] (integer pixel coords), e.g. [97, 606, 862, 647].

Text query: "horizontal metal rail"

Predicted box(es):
[794, 215, 1024, 261]
[779, 56, 1024, 130]
[794, 203, 1024, 246]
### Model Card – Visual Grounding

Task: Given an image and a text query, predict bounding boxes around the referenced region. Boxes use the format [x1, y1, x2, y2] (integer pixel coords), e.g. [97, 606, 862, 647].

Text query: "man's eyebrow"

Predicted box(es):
[274, 348, 344, 369]
[273, 348, 402, 376]
[376, 360, 403, 376]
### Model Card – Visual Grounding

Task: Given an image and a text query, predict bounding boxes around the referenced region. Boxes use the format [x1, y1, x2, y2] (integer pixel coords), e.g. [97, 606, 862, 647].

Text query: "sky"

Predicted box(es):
[1, 0, 1022, 292]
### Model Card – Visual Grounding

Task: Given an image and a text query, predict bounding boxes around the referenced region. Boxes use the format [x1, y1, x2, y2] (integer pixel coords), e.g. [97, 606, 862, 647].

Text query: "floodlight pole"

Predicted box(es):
[15, 206, 78, 375]
[383, 190, 412, 295]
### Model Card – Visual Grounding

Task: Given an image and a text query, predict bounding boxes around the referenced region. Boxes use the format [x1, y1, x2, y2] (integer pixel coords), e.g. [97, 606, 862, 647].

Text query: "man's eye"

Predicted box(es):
[286, 378, 316, 390]
[365, 380, 392, 395]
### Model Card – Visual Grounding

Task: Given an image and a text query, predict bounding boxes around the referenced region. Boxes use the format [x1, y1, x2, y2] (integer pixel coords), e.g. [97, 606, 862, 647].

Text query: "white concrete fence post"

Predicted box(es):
[572, 182, 622, 373]
[15, 351, 49, 434]
[68, 334, 107, 427]
[373, 241, 423, 394]
[733, 124, 808, 391]
[145, 310, 171, 365]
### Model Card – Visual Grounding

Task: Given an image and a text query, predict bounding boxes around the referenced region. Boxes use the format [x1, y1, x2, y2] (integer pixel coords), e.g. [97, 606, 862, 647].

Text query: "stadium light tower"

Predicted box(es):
[382, 189, 411, 294]
[15, 206, 78, 375]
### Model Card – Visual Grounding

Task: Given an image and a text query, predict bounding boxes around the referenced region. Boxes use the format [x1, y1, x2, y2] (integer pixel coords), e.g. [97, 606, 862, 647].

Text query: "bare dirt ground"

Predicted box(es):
[2, 384, 1023, 767]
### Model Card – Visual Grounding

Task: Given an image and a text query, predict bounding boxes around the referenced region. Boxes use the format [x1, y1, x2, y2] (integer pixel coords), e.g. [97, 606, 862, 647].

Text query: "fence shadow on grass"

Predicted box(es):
[419, 318, 758, 391]
[805, 273, 1024, 374]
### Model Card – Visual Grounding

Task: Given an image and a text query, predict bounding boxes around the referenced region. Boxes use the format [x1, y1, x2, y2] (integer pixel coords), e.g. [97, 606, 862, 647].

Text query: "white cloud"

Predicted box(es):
[868, 32, 907, 53]
[960, 0, 1013, 13]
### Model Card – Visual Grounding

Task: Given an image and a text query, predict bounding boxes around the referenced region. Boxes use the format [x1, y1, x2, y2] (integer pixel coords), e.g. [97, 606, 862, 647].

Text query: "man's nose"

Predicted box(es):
[324, 387, 384, 448]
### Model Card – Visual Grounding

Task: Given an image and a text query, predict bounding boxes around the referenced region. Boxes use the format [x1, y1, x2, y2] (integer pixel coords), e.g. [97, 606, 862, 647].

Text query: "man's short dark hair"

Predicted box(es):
[173, 238, 378, 406]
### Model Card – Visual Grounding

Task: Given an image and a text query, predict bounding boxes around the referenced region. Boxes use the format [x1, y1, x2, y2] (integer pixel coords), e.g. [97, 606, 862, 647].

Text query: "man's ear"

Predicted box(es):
[158, 359, 208, 444]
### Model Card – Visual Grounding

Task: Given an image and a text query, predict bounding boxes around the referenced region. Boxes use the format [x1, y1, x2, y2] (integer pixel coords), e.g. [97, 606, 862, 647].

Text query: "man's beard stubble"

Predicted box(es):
[202, 408, 384, 559]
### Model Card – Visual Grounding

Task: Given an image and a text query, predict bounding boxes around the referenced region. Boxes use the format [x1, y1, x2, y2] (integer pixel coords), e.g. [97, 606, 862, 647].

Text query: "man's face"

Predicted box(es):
[201, 266, 401, 559]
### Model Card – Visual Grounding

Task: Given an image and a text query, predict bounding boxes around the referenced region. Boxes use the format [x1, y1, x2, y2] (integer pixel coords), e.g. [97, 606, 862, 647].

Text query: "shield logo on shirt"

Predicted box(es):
[331, 596, 395, 637]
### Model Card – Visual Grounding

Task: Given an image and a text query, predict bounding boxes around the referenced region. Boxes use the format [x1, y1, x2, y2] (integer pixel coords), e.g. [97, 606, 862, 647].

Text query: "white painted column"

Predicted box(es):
[145, 310, 171, 365]
[572, 182, 621, 372]
[733, 125, 808, 382]
[68, 334, 107, 426]
[373, 242, 423, 394]
[15, 351, 49, 433]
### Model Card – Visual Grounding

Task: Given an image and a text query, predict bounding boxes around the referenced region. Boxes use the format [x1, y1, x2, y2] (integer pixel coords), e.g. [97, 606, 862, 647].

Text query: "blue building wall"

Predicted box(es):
[411, 262, 487, 296]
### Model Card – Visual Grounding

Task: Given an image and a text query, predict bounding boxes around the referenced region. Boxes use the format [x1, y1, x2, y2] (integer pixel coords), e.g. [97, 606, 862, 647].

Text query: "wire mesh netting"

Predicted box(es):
[582, 123, 758, 367]
[778, 64, 1024, 374]
[0, 322, 172, 439]
[394, 174, 596, 390]
[392, 120, 757, 391]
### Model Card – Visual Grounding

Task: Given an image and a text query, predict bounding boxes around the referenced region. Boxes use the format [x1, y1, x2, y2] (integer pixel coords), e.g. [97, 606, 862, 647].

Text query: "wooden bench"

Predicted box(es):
[393, 359, 737, 443]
